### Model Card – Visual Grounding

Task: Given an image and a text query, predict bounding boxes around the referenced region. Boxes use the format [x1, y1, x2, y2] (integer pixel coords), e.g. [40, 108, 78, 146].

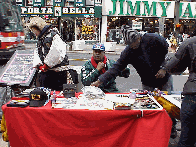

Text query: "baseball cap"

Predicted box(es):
[121, 25, 140, 45]
[29, 87, 50, 107]
[92, 43, 105, 51]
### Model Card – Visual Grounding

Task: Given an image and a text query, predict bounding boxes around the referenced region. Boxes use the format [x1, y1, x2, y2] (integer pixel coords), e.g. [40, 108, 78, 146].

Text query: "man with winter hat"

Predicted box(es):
[28, 16, 73, 91]
[91, 25, 173, 93]
[81, 43, 130, 93]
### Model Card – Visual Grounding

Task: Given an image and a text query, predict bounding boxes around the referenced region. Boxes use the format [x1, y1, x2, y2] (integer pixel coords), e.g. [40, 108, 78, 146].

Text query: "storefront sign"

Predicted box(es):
[21, 7, 53, 16]
[132, 21, 142, 30]
[62, 7, 95, 17]
[20, 6, 98, 17]
[103, 0, 196, 19]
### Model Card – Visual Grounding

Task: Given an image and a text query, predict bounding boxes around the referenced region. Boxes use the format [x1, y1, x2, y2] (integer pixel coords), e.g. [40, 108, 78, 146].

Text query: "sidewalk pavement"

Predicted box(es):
[66, 44, 126, 55]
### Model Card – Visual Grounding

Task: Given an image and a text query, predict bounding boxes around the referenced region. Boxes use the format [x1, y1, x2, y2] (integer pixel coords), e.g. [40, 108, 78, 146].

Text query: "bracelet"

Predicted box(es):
[160, 66, 167, 71]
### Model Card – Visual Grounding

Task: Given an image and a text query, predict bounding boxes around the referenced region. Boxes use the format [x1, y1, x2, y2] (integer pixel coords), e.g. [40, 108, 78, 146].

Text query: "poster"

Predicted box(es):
[0, 50, 36, 87]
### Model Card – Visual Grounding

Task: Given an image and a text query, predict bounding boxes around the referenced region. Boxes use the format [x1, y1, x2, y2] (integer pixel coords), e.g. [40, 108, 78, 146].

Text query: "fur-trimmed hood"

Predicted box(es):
[28, 16, 48, 31]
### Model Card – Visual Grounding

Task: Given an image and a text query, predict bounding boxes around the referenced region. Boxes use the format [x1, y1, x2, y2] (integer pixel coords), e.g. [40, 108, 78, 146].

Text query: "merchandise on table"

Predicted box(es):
[150, 88, 181, 119]
[53, 97, 78, 109]
[132, 96, 162, 110]
[82, 86, 105, 99]
[7, 99, 30, 107]
[29, 87, 51, 107]
[63, 84, 77, 98]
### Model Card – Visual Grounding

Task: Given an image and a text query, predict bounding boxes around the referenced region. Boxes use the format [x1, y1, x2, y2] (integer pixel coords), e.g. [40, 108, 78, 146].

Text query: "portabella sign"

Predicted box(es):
[21, 7, 95, 17]
[104, 0, 196, 19]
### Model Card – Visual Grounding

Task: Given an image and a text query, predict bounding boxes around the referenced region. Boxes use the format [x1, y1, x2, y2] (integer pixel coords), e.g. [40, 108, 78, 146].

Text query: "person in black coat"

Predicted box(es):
[91, 25, 173, 92]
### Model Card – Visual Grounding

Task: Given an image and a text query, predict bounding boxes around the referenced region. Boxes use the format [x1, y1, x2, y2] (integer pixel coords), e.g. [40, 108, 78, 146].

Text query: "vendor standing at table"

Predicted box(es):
[28, 16, 71, 91]
[156, 34, 196, 147]
[81, 43, 130, 93]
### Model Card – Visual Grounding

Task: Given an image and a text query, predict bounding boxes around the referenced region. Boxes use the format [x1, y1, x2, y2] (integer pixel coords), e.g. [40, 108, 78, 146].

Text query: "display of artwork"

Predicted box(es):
[0, 50, 36, 87]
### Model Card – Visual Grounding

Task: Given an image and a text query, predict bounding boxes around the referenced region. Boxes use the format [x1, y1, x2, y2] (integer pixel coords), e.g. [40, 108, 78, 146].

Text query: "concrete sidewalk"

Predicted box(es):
[24, 42, 126, 55]
[66, 44, 126, 55]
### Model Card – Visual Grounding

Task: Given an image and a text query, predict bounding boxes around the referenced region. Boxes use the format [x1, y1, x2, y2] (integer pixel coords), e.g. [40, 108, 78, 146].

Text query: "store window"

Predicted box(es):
[75, 17, 100, 41]
[26, 0, 33, 6]
[86, 0, 94, 6]
[46, 0, 53, 6]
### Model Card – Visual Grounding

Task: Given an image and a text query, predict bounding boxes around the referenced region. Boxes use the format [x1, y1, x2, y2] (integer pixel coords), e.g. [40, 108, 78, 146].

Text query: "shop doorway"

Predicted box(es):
[61, 18, 75, 42]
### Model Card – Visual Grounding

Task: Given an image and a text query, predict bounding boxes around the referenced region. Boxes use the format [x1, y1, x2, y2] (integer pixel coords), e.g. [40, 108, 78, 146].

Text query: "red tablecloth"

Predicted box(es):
[2, 101, 172, 147]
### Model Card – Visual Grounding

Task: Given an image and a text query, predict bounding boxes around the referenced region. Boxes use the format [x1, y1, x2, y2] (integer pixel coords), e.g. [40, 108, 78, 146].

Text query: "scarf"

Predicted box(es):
[91, 55, 107, 74]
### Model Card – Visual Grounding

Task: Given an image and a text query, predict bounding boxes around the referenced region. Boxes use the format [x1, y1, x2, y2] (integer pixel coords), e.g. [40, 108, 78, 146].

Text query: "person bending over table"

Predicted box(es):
[91, 25, 176, 138]
[81, 43, 130, 93]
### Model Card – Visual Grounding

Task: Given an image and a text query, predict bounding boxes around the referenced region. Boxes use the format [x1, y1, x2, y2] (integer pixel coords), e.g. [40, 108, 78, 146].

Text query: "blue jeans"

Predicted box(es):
[177, 95, 196, 147]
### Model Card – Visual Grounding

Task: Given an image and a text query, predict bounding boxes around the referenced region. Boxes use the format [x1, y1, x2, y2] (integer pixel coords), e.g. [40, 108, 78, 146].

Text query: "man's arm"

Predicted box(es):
[155, 39, 190, 78]
[91, 45, 131, 86]
[109, 59, 130, 78]
[44, 34, 67, 68]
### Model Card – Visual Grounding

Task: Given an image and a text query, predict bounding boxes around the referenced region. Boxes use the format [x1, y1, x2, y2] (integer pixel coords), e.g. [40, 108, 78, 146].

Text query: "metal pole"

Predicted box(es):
[174, 0, 180, 38]
[75, 18, 77, 41]
[99, 18, 101, 43]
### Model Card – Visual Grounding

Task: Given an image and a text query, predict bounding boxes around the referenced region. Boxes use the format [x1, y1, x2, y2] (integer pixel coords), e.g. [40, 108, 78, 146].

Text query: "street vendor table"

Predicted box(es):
[2, 95, 172, 147]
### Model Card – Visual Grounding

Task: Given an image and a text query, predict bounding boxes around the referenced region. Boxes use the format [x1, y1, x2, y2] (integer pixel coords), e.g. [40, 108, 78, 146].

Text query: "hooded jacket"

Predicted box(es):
[164, 36, 196, 95]
[29, 17, 68, 71]
[98, 33, 170, 90]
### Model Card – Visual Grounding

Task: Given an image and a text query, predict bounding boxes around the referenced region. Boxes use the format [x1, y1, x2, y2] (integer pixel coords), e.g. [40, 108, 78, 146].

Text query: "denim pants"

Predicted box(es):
[177, 95, 196, 147]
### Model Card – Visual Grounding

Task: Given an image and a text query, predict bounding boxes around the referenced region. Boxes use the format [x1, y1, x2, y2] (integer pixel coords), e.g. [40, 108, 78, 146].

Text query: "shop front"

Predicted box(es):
[101, 0, 196, 43]
[17, 0, 102, 49]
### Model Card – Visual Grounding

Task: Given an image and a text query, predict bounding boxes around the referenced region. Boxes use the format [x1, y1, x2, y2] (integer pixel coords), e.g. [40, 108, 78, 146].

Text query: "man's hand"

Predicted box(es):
[155, 69, 166, 78]
[91, 80, 103, 87]
[39, 64, 49, 72]
[96, 62, 105, 71]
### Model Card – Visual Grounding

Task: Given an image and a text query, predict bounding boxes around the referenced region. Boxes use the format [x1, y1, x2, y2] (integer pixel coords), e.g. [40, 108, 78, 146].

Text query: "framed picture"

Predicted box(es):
[95, 0, 101, 3]
[28, 0, 33, 4]
[86, 0, 94, 5]
[46, 0, 53, 6]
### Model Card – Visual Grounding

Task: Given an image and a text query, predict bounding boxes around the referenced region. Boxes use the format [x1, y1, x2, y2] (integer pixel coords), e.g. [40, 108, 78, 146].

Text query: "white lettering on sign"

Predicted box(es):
[41, 7, 47, 13]
[63, 8, 68, 13]
[34, 7, 39, 13]
[89, 8, 95, 13]
[76, 8, 81, 13]
[47, 7, 53, 13]
[28, 8, 33, 13]
[21, 7, 53, 14]
[82, 8, 87, 13]
[70, 8, 75, 13]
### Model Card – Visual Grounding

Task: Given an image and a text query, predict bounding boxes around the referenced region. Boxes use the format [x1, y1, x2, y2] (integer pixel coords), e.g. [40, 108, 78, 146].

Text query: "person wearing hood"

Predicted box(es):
[28, 16, 72, 91]
[156, 34, 196, 147]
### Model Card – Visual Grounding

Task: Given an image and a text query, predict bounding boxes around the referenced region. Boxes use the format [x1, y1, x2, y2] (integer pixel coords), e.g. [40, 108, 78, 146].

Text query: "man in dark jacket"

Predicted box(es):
[91, 25, 173, 92]
[156, 36, 196, 147]
[81, 43, 130, 93]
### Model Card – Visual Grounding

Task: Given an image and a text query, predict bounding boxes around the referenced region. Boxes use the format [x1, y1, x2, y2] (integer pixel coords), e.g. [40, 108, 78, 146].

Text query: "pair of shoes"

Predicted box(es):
[170, 126, 177, 139]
